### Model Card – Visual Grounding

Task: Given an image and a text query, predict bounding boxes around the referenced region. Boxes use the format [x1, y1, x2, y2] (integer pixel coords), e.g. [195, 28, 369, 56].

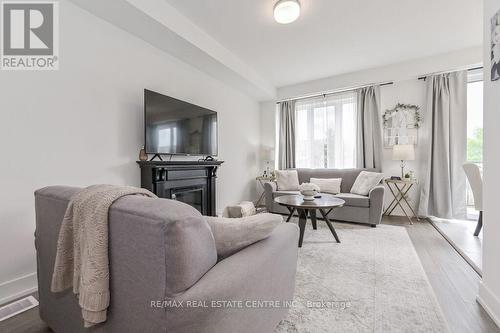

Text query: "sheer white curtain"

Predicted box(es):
[295, 92, 357, 169]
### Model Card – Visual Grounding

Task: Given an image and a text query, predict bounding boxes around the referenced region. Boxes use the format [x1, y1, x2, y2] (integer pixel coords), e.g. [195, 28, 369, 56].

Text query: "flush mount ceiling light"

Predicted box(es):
[274, 0, 301, 24]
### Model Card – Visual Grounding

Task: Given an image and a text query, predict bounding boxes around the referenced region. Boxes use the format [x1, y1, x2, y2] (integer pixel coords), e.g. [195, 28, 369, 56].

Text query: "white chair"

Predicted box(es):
[463, 163, 483, 236]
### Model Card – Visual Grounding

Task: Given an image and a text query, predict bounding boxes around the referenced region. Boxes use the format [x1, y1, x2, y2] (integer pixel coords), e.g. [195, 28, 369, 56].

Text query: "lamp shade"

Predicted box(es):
[392, 144, 415, 161]
[261, 146, 275, 161]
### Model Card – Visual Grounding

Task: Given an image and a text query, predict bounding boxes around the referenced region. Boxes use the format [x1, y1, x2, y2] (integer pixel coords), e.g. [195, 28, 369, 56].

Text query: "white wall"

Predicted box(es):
[262, 48, 482, 216]
[477, 0, 500, 326]
[256, 101, 277, 198]
[259, 101, 277, 151]
[0, 1, 262, 304]
[277, 47, 482, 101]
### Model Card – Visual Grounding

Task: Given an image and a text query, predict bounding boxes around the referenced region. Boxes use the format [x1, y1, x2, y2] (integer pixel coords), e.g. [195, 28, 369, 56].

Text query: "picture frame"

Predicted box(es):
[492, 8, 500, 81]
[383, 103, 421, 148]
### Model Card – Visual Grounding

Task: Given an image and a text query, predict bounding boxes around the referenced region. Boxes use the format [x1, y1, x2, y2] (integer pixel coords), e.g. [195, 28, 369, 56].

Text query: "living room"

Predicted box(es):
[1, 0, 500, 332]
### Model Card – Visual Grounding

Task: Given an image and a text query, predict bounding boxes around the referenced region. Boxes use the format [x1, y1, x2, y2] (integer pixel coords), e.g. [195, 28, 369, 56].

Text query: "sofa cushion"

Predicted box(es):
[335, 193, 370, 208]
[273, 190, 300, 196]
[310, 178, 342, 194]
[275, 170, 300, 191]
[350, 171, 384, 195]
[294, 168, 376, 193]
[205, 213, 283, 259]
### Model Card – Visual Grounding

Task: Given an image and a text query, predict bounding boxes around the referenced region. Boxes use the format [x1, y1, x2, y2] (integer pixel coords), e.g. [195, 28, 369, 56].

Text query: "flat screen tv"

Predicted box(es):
[144, 89, 218, 156]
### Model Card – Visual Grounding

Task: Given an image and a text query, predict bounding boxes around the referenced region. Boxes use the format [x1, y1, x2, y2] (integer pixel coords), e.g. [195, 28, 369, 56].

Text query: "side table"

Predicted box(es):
[255, 176, 274, 207]
[384, 178, 420, 224]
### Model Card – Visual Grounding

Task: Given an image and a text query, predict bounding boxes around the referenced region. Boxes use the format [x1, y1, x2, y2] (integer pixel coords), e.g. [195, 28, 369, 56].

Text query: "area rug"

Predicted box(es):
[275, 221, 448, 333]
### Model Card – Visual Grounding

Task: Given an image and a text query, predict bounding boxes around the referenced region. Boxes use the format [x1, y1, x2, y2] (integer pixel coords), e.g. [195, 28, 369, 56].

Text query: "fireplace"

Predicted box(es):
[137, 160, 223, 216]
[171, 186, 205, 214]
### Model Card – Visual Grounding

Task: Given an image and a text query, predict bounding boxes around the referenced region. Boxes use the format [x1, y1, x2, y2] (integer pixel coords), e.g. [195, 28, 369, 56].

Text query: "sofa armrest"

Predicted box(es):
[263, 181, 277, 192]
[167, 223, 299, 333]
[368, 185, 385, 225]
[263, 181, 277, 210]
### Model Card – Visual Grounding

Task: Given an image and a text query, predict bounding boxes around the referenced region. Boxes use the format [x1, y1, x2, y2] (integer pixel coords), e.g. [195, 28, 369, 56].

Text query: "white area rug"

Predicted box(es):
[275, 222, 448, 333]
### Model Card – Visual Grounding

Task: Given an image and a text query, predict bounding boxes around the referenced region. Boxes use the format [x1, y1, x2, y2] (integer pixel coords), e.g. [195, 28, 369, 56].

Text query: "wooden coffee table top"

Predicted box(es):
[274, 194, 345, 209]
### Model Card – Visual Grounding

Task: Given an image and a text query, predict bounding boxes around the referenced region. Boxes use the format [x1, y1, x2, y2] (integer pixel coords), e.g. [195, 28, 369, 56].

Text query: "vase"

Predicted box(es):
[300, 189, 317, 201]
[139, 146, 148, 161]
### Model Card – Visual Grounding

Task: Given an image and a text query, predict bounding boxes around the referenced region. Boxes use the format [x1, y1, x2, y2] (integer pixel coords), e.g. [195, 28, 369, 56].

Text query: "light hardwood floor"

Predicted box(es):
[0, 217, 498, 333]
[430, 217, 483, 274]
[384, 216, 498, 333]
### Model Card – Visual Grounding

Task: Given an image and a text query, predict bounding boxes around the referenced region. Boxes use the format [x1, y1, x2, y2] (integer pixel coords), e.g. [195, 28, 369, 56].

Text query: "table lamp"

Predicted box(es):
[261, 146, 275, 177]
[392, 144, 415, 178]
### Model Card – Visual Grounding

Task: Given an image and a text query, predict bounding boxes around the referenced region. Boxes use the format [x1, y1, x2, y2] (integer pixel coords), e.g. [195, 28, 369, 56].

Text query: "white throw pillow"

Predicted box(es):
[350, 171, 384, 196]
[310, 178, 342, 194]
[226, 201, 256, 218]
[225, 206, 241, 218]
[239, 201, 256, 217]
[205, 213, 283, 258]
[275, 170, 300, 191]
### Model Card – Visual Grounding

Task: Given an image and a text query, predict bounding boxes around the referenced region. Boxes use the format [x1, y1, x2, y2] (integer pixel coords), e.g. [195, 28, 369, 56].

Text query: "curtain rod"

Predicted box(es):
[275, 81, 393, 104]
[417, 66, 483, 81]
[277, 64, 483, 104]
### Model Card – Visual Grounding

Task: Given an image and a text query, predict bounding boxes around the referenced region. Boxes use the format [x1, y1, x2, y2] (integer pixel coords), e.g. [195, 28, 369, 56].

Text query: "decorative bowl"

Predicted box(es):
[299, 183, 320, 201]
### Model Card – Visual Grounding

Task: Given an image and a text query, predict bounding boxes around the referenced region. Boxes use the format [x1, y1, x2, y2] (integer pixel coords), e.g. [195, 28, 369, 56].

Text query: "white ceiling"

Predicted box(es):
[164, 0, 483, 88]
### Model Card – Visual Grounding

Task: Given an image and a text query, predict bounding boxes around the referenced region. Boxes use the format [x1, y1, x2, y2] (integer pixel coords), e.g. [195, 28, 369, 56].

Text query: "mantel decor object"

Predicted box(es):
[139, 146, 148, 161]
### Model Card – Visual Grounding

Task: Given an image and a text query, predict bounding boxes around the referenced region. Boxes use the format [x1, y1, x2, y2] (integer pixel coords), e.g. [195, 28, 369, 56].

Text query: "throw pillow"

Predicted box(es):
[310, 178, 342, 194]
[275, 170, 300, 191]
[350, 171, 384, 196]
[225, 205, 242, 218]
[239, 201, 257, 216]
[205, 213, 283, 259]
[226, 201, 256, 218]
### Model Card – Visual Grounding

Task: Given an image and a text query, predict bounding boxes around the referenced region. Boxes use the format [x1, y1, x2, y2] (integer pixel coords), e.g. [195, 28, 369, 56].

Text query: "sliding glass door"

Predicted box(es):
[466, 71, 483, 214]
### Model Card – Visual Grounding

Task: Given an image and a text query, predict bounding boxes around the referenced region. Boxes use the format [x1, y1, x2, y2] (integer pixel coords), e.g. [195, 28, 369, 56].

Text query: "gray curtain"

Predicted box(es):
[419, 71, 467, 219]
[278, 100, 296, 169]
[356, 86, 382, 170]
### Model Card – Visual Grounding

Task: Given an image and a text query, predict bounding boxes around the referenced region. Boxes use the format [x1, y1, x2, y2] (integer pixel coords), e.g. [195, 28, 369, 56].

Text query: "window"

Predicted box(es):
[295, 92, 357, 169]
[466, 70, 483, 209]
[466, 72, 483, 163]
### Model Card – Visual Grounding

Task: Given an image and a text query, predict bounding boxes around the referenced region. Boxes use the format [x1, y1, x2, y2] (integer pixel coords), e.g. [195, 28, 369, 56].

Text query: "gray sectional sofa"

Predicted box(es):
[34, 186, 299, 333]
[264, 168, 385, 226]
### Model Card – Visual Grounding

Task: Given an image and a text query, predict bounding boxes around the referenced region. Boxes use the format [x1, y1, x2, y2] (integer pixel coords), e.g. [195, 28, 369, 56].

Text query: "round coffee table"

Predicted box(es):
[274, 194, 345, 247]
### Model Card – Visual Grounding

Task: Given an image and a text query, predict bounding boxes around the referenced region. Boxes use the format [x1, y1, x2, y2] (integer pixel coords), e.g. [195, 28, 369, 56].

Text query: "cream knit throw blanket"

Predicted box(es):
[50, 184, 157, 328]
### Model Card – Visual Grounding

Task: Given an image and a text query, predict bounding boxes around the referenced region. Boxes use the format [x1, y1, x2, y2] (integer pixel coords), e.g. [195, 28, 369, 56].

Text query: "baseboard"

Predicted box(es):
[0, 272, 38, 306]
[477, 281, 500, 328]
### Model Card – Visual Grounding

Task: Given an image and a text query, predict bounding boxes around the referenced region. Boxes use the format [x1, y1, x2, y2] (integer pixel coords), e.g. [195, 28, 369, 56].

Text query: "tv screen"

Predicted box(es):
[144, 89, 218, 156]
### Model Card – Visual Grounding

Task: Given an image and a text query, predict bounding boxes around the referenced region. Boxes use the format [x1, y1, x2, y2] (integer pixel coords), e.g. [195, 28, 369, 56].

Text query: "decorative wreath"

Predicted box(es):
[383, 103, 422, 129]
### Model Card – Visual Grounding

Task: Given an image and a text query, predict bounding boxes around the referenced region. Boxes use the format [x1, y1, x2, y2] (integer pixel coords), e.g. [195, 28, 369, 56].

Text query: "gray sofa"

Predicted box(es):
[34, 186, 299, 333]
[264, 168, 385, 226]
